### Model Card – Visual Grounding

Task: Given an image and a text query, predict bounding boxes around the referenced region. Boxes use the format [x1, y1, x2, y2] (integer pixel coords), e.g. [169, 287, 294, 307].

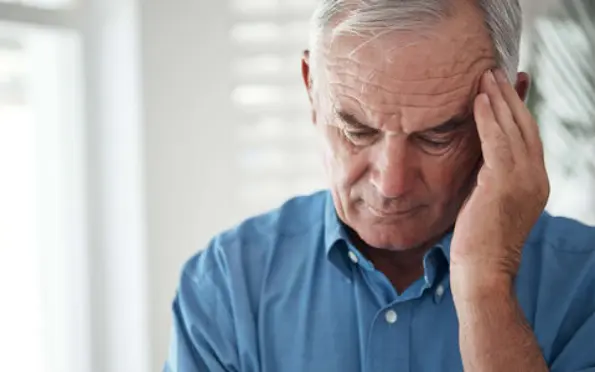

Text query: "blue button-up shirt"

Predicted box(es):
[165, 190, 595, 372]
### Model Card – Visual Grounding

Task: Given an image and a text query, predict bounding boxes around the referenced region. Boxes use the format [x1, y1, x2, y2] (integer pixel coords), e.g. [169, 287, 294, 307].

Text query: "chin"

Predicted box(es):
[345, 211, 427, 249]
[347, 204, 447, 250]
[356, 225, 427, 251]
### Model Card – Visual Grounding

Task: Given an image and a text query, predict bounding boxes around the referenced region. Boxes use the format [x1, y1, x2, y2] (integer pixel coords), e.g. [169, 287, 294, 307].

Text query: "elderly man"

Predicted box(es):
[165, 0, 595, 371]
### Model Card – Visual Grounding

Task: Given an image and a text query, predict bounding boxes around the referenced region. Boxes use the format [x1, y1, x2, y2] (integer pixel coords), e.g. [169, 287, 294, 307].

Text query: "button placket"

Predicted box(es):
[366, 302, 412, 372]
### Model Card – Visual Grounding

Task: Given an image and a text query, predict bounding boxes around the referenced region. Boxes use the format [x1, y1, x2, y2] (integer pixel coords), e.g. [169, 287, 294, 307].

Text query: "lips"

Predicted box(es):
[365, 204, 424, 217]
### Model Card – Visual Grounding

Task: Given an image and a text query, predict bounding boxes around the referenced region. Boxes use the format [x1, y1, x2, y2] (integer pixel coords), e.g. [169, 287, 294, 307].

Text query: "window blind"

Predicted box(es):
[229, 0, 327, 215]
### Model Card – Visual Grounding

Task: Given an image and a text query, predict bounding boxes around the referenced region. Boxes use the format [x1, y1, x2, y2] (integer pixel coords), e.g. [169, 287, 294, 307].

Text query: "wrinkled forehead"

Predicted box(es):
[316, 0, 494, 84]
[319, 29, 495, 130]
[326, 25, 493, 78]
[315, 7, 496, 130]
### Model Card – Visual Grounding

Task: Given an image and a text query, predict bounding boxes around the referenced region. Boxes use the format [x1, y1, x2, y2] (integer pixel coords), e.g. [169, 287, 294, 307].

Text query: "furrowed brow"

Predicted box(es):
[418, 110, 474, 135]
[335, 109, 376, 130]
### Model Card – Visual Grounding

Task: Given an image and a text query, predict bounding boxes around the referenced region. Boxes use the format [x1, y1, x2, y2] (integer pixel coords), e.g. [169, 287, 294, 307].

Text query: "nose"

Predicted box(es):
[370, 135, 417, 199]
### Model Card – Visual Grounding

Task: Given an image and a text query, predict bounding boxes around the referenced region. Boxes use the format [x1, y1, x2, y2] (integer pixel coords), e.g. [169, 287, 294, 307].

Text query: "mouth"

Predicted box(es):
[365, 204, 425, 218]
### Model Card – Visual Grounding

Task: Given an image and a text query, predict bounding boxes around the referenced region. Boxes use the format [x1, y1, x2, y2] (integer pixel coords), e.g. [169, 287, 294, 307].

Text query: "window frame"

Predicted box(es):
[0, 2, 149, 372]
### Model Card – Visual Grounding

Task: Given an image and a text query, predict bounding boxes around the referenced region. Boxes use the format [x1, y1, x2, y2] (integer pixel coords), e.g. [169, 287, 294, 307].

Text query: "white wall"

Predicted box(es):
[141, 1, 241, 369]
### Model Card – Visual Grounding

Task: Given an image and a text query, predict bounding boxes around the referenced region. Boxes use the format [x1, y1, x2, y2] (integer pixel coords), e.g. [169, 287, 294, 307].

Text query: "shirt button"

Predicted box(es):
[436, 284, 445, 297]
[348, 251, 359, 264]
[385, 309, 398, 324]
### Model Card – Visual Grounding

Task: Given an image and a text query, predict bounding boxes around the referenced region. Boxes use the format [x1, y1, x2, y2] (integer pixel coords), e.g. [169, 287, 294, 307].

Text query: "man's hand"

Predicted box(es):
[450, 69, 550, 372]
[450, 69, 550, 298]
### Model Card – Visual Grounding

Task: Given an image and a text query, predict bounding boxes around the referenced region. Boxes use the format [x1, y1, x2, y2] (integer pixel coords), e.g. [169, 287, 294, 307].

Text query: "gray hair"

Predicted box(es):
[309, 0, 523, 82]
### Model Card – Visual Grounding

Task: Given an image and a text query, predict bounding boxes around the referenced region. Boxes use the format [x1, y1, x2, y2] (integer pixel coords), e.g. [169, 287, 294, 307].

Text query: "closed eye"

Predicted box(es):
[343, 128, 380, 145]
[345, 128, 377, 139]
[334, 110, 380, 146]
[413, 134, 457, 155]
[413, 114, 473, 152]
[416, 135, 452, 147]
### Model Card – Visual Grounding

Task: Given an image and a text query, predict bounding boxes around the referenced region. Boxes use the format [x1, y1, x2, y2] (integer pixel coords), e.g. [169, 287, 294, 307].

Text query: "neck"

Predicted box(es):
[361, 243, 430, 294]
[347, 227, 450, 294]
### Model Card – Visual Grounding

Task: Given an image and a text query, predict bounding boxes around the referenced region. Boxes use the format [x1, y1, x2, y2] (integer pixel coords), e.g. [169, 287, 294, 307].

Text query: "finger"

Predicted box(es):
[473, 93, 514, 169]
[481, 70, 526, 156]
[493, 70, 544, 157]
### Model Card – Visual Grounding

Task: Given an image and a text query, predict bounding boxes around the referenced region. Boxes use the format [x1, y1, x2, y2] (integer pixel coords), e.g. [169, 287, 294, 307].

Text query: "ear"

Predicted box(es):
[301, 50, 314, 103]
[301, 50, 317, 124]
[514, 72, 531, 102]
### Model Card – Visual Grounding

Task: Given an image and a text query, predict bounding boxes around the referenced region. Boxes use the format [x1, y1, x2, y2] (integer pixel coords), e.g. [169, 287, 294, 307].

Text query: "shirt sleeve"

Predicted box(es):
[164, 252, 239, 372]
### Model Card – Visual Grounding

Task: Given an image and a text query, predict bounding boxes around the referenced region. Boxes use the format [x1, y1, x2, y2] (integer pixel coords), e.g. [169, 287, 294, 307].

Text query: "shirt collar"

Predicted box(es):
[323, 190, 453, 273]
[435, 229, 453, 264]
[323, 191, 350, 255]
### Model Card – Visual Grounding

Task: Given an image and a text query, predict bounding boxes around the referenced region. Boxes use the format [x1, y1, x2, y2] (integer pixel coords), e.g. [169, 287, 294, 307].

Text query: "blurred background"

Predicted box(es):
[0, 0, 593, 371]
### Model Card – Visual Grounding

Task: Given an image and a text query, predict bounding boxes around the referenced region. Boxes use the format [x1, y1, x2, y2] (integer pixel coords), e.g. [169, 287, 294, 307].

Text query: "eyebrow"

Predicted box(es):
[336, 110, 374, 130]
[422, 113, 473, 134]
[335, 109, 473, 134]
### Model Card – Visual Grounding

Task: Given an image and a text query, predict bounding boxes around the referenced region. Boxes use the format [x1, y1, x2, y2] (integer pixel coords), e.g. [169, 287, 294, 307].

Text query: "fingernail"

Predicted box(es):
[494, 69, 508, 83]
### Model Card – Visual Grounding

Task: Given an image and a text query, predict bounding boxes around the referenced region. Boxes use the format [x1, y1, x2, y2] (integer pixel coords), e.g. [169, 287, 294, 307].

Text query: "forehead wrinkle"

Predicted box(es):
[324, 61, 492, 133]
[320, 27, 495, 134]
[325, 53, 494, 99]
[330, 94, 400, 131]
[329, 90, 369, 119]
[317, 0, 493, 72]
[330, 98, 470, 134]
[326, 54, 493, 83]
[324, 62, 493, 116]
[323, 28, 494, 78]
[331, 86, 475, 133]
[327, 63, 482, 112]
[330, 81, 472, 110]
[329, 72, 471, 96]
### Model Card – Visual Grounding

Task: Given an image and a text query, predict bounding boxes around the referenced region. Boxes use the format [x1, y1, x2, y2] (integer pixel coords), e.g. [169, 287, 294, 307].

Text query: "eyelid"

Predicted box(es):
[418, 131, 452, 140]
[347, 128, 378, 134]
[421, 115, 472, 135]
[342, 125, 377, 136]
[343, 127, 380, 146]
[415, 134, 453, 147]
[423, 125, 462, 136]
[344, 129, 378, 140]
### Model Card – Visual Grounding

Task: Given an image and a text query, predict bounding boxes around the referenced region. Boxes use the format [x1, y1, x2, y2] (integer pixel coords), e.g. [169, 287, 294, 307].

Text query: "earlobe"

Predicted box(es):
[515, 72, 531, 102]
